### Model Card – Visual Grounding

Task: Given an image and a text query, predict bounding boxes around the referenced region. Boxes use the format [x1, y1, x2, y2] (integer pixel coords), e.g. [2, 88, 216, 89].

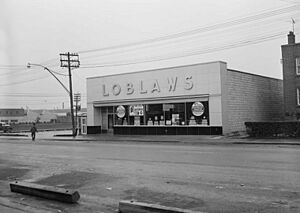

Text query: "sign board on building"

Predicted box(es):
[129, 105, 144, 116]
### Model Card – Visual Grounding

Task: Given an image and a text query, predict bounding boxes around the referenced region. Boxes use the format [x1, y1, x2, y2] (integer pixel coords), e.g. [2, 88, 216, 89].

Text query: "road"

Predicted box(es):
[0, 138, 299, 213]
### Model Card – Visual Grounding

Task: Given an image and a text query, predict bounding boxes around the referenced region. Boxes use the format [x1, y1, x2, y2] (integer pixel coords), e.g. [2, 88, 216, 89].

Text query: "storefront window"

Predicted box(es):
[186, 101, 209, 125]
[163, 103, 185, 125]
[146, 104, 163, 125]
[114, 105, 128, 125]
[107, 106, 113, 113]
[111, 101, 209, 127]
[128, 104, 144, 125]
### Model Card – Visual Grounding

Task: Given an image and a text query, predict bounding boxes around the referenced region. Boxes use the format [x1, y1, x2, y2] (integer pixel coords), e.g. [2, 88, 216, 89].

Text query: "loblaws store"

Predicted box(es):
[87, 61, 283, 135]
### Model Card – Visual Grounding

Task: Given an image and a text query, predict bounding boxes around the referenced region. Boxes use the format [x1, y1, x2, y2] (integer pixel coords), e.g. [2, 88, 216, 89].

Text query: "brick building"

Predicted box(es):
[87, 61, 283, 135]
[281, 31, 300, 120]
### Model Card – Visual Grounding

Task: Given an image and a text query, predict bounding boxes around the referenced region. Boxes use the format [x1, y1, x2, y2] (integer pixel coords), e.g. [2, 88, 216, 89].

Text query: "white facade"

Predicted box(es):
[87, 61, 284, 135]
[87, 61, 227, 134]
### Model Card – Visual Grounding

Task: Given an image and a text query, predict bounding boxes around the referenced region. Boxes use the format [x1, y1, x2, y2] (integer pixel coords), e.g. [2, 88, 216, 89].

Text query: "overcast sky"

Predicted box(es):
[0, 0, 299, 109]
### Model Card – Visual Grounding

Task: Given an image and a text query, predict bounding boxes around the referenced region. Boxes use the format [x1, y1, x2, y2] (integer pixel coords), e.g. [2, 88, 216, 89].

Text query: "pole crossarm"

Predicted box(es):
[60, 53, 80, 68]
[27, 63, 70, 95]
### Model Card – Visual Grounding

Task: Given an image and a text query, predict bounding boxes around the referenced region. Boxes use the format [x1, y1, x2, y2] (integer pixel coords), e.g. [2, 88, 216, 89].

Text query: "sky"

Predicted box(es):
[0, 0, 299, 109]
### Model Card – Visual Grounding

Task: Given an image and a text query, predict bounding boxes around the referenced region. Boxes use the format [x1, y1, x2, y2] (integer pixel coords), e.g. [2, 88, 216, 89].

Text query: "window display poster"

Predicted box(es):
[134, 116, 140, 125]
[116, 105, 126, 118]
[129, 105, 144, 116]
[191, 102, 204, 116]
[163, 104, 174, 111]
[172, 114, 179, 125]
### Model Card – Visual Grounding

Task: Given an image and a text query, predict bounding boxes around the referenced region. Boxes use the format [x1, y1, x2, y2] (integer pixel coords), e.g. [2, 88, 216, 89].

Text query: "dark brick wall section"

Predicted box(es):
[226, 70, 283, 133]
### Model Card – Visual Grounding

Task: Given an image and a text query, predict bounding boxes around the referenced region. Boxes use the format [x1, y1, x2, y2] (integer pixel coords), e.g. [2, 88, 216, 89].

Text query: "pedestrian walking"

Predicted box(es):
[30, 123, 38, 141]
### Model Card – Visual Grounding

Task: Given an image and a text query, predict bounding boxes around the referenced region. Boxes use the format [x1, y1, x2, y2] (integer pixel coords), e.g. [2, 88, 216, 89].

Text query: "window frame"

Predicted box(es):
[296, 57, 300, 75]
[297, 88, 300, 106]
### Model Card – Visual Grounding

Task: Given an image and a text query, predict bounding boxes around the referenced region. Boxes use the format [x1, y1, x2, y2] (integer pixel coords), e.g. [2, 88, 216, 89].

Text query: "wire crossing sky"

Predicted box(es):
[0, 0, 299, 109]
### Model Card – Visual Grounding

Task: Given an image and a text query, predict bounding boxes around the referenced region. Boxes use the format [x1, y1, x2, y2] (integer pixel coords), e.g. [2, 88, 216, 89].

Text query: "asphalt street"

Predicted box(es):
[0, 137, 299, 213]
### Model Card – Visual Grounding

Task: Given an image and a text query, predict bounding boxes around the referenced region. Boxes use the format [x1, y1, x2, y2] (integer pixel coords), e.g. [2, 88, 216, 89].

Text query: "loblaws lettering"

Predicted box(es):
[168, 77, 177, 92]
[151, 80, 160, 93]
[139, 80, 147, 94]
[103, 84, 109, 96]
[126, 83, 134, 95]
[184, 76, 193, 90]
[112, 84, 121, 96]
[102, 75, 193, 96]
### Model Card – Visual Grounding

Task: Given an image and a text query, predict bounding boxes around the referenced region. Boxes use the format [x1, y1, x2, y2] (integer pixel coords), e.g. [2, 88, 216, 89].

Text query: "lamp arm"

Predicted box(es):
[28, 63, 70, 95]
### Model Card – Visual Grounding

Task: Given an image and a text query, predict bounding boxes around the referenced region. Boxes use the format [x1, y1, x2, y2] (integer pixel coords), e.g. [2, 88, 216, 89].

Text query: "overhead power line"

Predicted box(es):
[0, 69, 30, 76]
[0, 92, 86, 98]
[24, 4, 299, 68]
[78, 4, 300, 54]
[0, 75, 51, 87]
[0, 65, 27, 68]
[82, 13, 299, 62]
[80, 30, 295, 68]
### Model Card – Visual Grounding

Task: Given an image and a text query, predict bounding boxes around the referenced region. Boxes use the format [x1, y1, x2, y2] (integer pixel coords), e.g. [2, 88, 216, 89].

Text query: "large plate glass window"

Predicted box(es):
[114, 105, 128, 125]
[186, 101, 209, 125]
[129, 104, 144, 126]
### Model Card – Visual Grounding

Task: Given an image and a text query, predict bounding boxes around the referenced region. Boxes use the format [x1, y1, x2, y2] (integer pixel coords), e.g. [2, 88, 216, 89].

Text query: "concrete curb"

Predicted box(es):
[119, 200, 205, 213]
[10, 181, 80, 203]
[38, 138, 300, 145]
[0, 133, 28, 137]
[232, 142, 300, 145]
[1, 134, 300, 146]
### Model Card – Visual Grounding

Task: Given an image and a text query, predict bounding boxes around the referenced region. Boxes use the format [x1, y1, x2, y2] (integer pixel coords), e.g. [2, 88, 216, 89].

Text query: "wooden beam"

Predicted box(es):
[10, 181, 80, 203]
[119, 200, 204, 213]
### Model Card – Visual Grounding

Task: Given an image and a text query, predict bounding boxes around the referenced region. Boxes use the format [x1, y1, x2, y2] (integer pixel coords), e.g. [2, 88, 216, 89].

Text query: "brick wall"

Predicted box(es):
[225, 70, 283, 133]
[281, 43, 300, 119]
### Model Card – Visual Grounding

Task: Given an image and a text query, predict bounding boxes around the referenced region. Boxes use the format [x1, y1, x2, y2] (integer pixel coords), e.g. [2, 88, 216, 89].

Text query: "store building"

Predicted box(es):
[87, 61, 283, 135]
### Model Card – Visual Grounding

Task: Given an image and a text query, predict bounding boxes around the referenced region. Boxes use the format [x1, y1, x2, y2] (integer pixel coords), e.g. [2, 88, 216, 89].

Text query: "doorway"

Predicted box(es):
[108, 114, 114, 133]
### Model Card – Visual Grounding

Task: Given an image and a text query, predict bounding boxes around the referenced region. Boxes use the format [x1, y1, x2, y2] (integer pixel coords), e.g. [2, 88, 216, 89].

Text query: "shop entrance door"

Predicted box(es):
[108, 114, 114, 133]
[81, 117, 87, 134]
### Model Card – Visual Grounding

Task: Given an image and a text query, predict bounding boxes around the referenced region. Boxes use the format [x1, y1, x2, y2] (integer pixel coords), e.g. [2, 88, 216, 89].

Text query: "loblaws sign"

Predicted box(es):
[102, 76, 194, 97]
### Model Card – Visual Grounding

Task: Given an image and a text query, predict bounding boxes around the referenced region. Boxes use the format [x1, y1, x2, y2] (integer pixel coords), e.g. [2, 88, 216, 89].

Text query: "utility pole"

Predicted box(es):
[60, 52, 80, 137]
[74, 93, 81, 131]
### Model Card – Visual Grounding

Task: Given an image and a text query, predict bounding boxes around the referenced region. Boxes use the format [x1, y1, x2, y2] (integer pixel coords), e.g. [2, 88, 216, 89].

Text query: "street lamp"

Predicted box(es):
[27, 63, 70, 94]
[27, 63, 76, 136]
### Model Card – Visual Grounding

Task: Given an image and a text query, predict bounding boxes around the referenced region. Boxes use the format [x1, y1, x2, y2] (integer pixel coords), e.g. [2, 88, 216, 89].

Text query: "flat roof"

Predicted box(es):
[87, 61, 227, 80]
[281, 42, 300, 47]
[227, 69, 282, 81]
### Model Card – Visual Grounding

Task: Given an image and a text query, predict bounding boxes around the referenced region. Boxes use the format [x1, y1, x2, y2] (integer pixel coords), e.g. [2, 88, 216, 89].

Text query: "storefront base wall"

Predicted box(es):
[113, 126, 222, 135]
[87, 126, 101, 134]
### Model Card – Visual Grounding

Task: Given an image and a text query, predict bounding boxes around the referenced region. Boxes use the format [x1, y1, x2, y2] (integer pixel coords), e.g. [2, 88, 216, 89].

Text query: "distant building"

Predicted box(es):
[281, 31, 300, 120]
[0, 108, 86, 124]
[0, 108, 26, 124]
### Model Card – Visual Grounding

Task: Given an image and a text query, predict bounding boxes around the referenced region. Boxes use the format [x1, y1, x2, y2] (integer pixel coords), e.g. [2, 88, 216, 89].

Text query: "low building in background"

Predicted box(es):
[0, 108, 86, 125]
[0, 108, 27, 124]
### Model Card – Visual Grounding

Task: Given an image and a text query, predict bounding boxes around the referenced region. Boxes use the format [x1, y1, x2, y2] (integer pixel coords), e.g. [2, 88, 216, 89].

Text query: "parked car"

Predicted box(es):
[0, 122, 13, 133]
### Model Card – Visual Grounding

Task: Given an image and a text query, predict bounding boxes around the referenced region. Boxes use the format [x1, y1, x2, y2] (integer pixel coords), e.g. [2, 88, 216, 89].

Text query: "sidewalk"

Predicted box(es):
[1, 130, 300, 145]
